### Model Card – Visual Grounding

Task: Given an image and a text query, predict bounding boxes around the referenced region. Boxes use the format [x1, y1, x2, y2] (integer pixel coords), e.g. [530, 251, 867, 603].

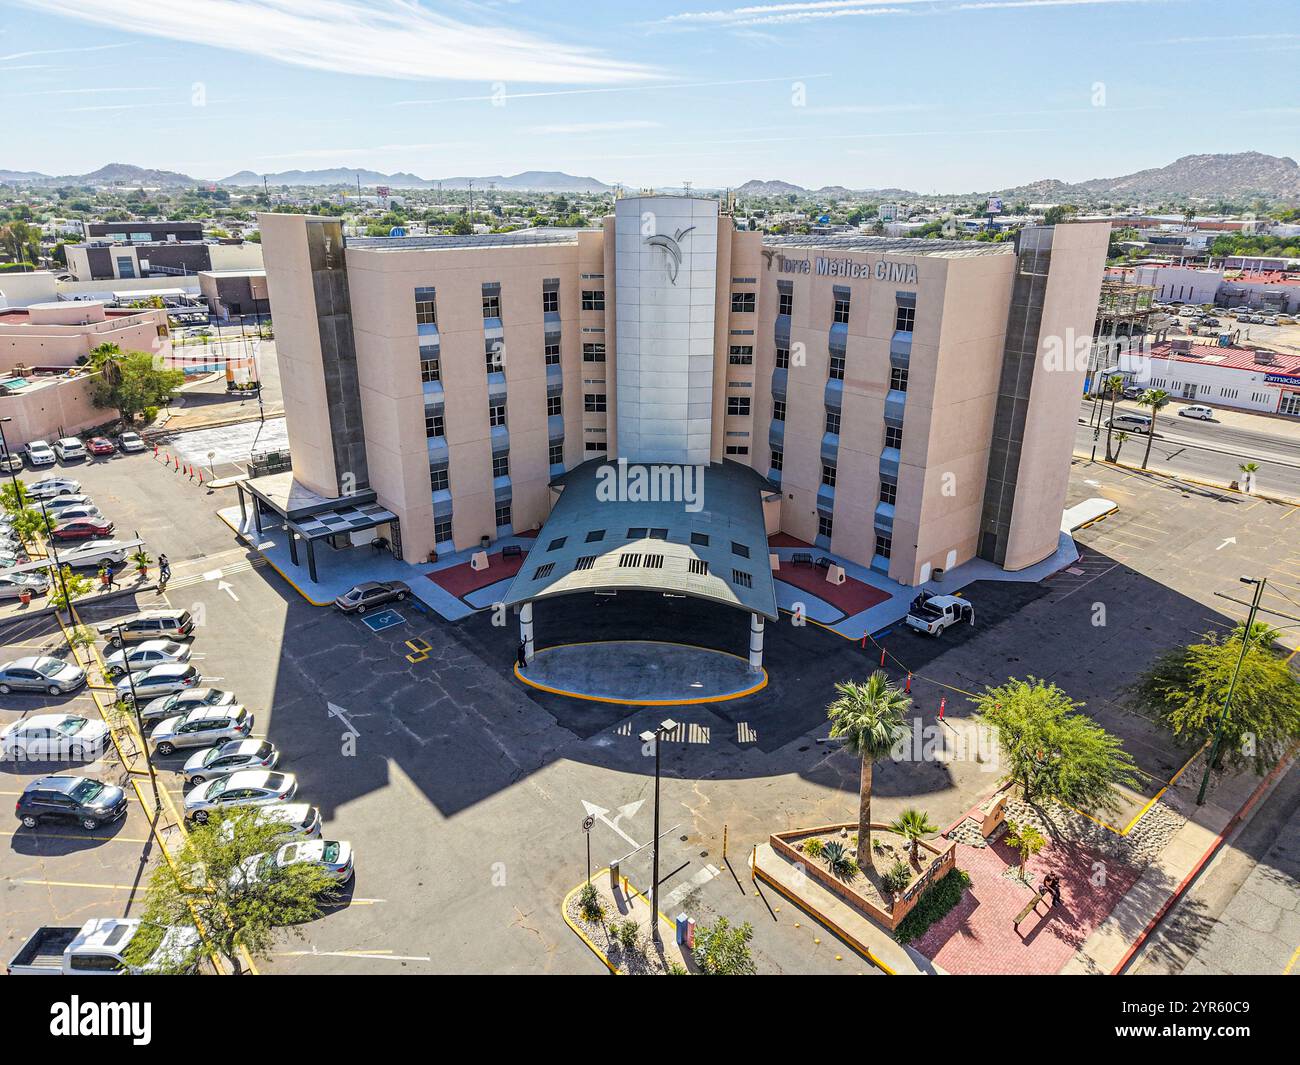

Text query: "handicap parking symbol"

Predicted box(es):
[361, 609, 405, 633]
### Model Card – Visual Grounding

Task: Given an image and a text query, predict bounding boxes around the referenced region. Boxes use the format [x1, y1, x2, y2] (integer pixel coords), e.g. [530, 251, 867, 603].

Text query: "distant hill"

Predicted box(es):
[998, 153, 1300, 203]
[218, 168, 612, 192]
[0, 163, 201, 187]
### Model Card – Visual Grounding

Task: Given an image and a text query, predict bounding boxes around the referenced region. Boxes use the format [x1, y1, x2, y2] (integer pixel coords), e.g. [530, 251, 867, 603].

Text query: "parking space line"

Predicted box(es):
[4, 876, 146, 891]
[0, 829, 153, 844]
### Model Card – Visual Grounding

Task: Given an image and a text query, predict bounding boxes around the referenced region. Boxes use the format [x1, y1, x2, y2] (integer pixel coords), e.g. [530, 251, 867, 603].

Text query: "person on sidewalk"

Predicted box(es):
[158, 554, 171, 586]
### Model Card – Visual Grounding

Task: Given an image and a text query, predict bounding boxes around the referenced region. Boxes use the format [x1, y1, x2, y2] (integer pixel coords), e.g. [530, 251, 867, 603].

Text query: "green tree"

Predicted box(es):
[1238, 462, 1259, 493]
[1137, 387, 1170, 469]
[973, 676, 1139, 814]
[48, 565, 93, 614]
[692, 915, 755, 975]
[827, 671, 910, 860]
[1003, 821, 1046, 882]
[128, 809, 340, 975]
[889, 808, 939, 865]
[1103, 373, 1125, 461]
[92, 350, 184, 424]
[1132, 622, 1300, 776]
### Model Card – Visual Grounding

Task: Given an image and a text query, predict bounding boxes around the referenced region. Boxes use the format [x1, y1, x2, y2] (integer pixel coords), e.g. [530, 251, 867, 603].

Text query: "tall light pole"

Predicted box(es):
[638, 718, 678, 944]
[113, 622, 161, 810]
[0, 416, 24, 501]
[35, 498, 71, 610]
[1197, 576, 1266, 806]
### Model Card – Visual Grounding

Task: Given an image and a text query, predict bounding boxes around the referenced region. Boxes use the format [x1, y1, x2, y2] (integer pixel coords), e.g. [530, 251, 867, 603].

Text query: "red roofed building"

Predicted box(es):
[1129, 339, 1300, 417]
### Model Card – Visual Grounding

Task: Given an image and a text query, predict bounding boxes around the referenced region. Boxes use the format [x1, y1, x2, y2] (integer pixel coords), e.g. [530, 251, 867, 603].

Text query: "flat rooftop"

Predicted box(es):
[1149, 340, 1300, 376]
[763, 233, 1015, 258]
[346, 228, 591, 251]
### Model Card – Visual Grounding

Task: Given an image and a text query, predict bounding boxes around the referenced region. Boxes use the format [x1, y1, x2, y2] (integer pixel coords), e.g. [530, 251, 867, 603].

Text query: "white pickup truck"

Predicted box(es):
[7, 918, 200, 975]
[904, 591, 975, 636]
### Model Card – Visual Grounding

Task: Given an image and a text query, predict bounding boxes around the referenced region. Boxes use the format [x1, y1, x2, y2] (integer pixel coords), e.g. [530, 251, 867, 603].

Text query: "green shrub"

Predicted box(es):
[894, 869, 972, 944]
[802, 837, 824, 858]
[612, 918, 640, 953]
[577, 882, 603, 922]
[822, 840, 857, 878]
[882, 860, 911, 894]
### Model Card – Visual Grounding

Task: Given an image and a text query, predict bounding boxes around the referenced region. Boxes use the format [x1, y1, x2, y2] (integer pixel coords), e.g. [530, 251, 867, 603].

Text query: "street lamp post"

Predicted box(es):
[35, 498, 72, 609]
[638, 718, 678, 944]
[114, 622, 161, 810]
[0, 417, 24, 501]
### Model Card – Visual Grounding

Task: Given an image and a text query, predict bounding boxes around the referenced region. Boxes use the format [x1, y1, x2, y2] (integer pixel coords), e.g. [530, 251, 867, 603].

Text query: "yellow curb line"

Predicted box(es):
[1073, 452, 1299, 507]
[215, 510, 333, 607]
[561, 872, 620, 975]
[515, 640, 768, 706]
[751, 863, 897, 974]
[1058, 739, 1210, 837]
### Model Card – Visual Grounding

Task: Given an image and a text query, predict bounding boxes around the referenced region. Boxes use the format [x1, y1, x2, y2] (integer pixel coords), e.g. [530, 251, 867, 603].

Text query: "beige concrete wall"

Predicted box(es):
[1003, 221, 1109, 570]
[1, 376, 101, 447]
[257, 213, 339, 498]
[0, 271, 58, 307]
[0, 308, 170, 373]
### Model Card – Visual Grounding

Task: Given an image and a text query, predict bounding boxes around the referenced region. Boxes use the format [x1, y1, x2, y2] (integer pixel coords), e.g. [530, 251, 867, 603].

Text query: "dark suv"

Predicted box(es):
[16, 776, 128, 831]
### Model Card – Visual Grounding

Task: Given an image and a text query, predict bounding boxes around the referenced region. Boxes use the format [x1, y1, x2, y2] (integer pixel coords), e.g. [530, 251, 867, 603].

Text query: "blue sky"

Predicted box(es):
[1, 0, 1296, 192]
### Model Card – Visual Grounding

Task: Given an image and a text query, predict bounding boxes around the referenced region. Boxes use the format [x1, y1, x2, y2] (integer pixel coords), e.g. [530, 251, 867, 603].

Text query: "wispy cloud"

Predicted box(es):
[14, 0, 656, 83]
[395, 73, 832, 106]
[528, 120, 663, 135]
[15, 85, 161, 97]
[655, 0, 1161, 28]
[0, 42, 128, 62]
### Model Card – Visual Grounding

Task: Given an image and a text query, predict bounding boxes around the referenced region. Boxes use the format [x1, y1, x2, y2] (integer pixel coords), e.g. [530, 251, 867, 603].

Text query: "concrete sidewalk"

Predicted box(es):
[751, 842, 939, 975]
[1061, 762, 1282, 975]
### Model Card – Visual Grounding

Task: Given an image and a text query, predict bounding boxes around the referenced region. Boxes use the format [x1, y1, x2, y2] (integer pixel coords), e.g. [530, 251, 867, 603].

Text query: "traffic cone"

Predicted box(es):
[938, 696, 946, 721]
[905, 673, 912, 693]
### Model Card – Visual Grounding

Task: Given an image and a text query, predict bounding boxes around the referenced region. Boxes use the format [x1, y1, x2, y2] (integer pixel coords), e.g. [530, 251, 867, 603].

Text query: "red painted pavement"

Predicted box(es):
[767, 532, 812, 548]
[913, 840, 1140, 975]
[426, 551, 525, 598]
[775, 564, 890, 615]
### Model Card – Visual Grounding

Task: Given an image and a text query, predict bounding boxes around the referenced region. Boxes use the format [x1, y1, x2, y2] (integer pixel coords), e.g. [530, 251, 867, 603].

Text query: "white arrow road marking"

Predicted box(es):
[1217, 537, 1237, 551]
[582, 799, 640, 848]
[278, 947, 428, 962]
[217, 580, 239, 600]
[327, 701, 360, 738]
[203, 568, 224, 582]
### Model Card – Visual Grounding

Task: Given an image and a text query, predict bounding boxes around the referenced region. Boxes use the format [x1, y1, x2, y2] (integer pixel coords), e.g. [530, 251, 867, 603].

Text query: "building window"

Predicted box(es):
[895, 305, 916, 333]
[890, 367, 909, 392]
[434, 517, 452, 543]
[731, 291, 756, 313]
[425, 412, 445, 438]
[493, 454, 509, 479]
[688, 558, 709, 575]
[584, 393, 606, 413]
[875, 533, 892, 558]
[775, 345, 790, 369]
[549, 442, 564, 465]
[778, 292, 793, 316]
[829, 352, 845, 380]
[489, 401, 507, 427]
[485, 341, 504, 374]
[581, 290, 605, 311]
[822, 463, 837, 488]
[833, 294, 851, 324]
[582, 342, 605, 362]
[728, 345, 754, 365]
[547, 394, 563, 417]
[495, 503, 512, 527]
[725, 445, 749, 455]
[825, 410, 841, 435]
[584, 441, 606, 452]
[574, 555, 597, 571]
[727, 396, 751, 416]
[731, 541, 750, 558]
[770, 447, 783, 471]
[819, 513, 834, 540]
[483, 293, 501, 319]
[731, 569, 753, 589]
[585, 529, 605, 543]
[544, 342, 561, 365]
[884, 425, 903, 450]
[542, 289, 559, 314]
[691, 532, 709, 547]
[420, 354, 441, 383]
[772, 399, 786, 422]
[880, 481, 897, 505]
[430, 466, 449, 492]
[533, 562, 554, 580]
[415, 288, 437, 325]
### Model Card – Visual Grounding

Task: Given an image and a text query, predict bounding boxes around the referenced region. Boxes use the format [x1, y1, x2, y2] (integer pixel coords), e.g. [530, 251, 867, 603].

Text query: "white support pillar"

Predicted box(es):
[748, 613, 765, 674]
[520, 602, 535, 665]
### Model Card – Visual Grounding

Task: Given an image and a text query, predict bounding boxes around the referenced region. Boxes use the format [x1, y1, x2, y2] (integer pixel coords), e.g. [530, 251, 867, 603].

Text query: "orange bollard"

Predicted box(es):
[880, 648, 886, 667]
[905, 672, 912, 693]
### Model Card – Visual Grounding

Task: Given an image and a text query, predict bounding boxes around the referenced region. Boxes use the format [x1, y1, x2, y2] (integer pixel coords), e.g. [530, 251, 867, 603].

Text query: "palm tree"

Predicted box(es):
[86, 342, 124, 387]
[1112, 430, 1130, 462]
[1137, 387, 1170, 469]
[826, 672, 910, 863]
[1103, 374, 1125, 461]
[1238, 462, 1259, 494]
[889, 808, 939, 865]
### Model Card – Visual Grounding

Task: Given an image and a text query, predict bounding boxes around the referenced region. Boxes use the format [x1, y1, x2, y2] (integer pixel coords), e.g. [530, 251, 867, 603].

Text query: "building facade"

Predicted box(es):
[1125, 339, 1300, 417]
[259, 199, 1108, 586]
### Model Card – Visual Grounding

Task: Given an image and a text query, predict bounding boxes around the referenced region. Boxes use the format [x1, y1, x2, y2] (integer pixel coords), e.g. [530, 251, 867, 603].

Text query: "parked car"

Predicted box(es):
[231, 838, 353, 891]
[139, 687, 236, 725]
[1121, 385, 1143, 400]
[25, 441, 56, 467]
[1179, 405, 1215, 421]
[52, 438, 87, 463]
[0, 573, 50, 601]
[149, 704, 251, 755]
[51, 518, 114, 542]
[15, 776, 128, 831]
[46, 504, 103, 524]
[114, 662, 201, 706]
[1106, 413, 1153, 433]
[65, 539, 131, 569]
[7, 919, 199, 976]
[117, 431, 146, 453]
[0, 656, 87, 695]
[98, 608, 195, 645]
[219, 802, 322, 842]
[43, 493, 96, 514]
[183, 770, 297, 823]
[0, 450, 22, 474]
[23, 476, 80, 500]
[333, 580, 411, 614]
[182, 739, 279, 785]
[86, 437, 116, 456]
[103, 640, 192, 678]
[1278, 315, 1296, 325]
[0, 550, 28, 570]
[0, 714, 109, 761]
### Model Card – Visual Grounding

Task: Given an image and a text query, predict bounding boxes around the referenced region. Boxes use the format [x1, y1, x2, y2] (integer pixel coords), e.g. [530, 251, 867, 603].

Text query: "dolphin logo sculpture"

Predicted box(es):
[645, 225, 696, 285]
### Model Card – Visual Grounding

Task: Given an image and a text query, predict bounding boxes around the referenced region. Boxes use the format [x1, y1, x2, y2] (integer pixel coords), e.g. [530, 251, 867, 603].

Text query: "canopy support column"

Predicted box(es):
[520, 602, 535, 664]
[748, 613, 765, 674]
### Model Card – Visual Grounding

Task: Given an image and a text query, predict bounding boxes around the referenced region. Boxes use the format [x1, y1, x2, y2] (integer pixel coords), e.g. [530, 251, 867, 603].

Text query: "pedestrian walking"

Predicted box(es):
[158, 553, 171, 586]
[516, 641, 527, 668]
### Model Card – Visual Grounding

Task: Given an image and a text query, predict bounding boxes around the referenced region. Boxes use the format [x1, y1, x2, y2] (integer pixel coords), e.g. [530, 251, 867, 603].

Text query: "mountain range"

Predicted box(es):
[2, 153, 1297, 202]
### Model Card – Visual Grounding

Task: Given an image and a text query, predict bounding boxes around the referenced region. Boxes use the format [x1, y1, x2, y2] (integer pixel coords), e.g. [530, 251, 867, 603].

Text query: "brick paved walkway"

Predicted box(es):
[914, 840, 1140, 974]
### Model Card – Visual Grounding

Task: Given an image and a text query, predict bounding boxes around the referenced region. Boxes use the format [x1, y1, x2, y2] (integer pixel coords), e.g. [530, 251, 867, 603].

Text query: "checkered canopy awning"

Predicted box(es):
[290, 501, 397, 540]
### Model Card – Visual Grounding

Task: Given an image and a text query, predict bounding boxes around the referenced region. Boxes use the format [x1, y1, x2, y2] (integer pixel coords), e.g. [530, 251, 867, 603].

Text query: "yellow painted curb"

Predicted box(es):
[515, 640, 768, 706]
[215, 510, 332, 607]
[561, 873, 620, 975]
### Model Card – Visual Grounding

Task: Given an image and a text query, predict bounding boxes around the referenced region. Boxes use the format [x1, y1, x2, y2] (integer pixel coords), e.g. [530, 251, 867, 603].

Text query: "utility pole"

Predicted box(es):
[36, 498, 71, 609]
[1197, 576, 1266, 805]
[114, 622, 161, 810]
[637, 718, 678, 944]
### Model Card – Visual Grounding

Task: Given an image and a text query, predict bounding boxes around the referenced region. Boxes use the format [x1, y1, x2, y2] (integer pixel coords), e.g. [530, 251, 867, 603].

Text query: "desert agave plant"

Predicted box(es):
[821, 840, 856, 878]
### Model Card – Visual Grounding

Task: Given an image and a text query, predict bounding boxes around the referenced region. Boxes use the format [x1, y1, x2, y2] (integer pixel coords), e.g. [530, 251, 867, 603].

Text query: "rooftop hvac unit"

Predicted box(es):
[1254, 351, 1276, 364]
[1170, 338, 1193, 353]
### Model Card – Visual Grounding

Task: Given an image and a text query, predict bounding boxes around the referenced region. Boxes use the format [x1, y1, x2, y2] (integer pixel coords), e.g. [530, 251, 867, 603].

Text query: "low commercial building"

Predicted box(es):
[255, 197, 1109, 596]
[0, 300, 170, 373]
[65, 235, 263, 283]
[1120, 263, 1300, 313]
[198, 268, 269, 320]
[1126, 338, 1300, 418]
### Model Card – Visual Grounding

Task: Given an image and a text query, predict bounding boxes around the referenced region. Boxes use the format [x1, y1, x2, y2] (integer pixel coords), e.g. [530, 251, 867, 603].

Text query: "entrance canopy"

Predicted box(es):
[501, 458, 778, 621]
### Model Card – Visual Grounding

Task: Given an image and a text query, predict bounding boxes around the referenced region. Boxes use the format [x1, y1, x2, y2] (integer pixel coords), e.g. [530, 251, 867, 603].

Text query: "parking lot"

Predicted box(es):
[3, 442, 1296, 974]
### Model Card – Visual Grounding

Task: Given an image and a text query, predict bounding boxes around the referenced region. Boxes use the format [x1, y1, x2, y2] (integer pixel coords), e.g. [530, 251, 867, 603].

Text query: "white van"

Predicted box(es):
[53, 438, 87, 462]
[1108, 413, 1153, 433]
